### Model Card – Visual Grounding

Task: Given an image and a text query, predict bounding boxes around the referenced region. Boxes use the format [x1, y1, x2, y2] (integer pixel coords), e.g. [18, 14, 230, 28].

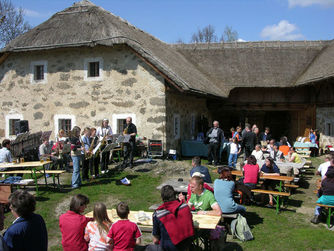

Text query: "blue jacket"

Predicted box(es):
[190, 166, 212, 183]
[3, 213, 47, 251]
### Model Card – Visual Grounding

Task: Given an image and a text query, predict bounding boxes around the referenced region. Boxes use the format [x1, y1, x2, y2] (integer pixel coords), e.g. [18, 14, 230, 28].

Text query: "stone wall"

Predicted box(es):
[316, 106, 334, 136]
[0, 45, 167, 142]
[165, 90, 211, 152]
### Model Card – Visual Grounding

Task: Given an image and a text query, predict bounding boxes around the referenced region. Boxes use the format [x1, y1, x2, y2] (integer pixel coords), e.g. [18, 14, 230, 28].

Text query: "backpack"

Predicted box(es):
[231, 213, 254, 241]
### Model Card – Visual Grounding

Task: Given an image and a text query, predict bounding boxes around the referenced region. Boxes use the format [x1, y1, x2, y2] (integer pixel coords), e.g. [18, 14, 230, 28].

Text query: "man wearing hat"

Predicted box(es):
[96, 119, 113, 173]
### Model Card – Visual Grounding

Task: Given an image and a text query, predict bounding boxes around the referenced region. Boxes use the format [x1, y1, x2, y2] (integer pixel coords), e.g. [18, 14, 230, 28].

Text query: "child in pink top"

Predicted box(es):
[107, 202, 142, 251]
[84, 203, 112, 251]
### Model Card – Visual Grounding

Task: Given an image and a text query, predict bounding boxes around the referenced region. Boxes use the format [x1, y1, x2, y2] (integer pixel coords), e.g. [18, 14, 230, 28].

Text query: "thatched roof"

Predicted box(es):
[295, 40, 334, 85]
[172, 41, 329, 93]
[2, 0, 224, 97]
[1, 0, 333, 98]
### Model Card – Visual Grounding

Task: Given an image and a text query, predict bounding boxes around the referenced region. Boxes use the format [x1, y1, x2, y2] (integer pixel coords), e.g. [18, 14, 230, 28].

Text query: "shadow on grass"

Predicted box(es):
[223, 242, 244, 251]
[288, 198, 303, 207]
[244, 211, 263, 227]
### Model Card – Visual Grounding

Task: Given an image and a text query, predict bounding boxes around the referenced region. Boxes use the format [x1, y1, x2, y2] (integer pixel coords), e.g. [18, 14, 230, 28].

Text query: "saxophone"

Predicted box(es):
[86, 136, 96, 160]
[121, 125, 129, 150]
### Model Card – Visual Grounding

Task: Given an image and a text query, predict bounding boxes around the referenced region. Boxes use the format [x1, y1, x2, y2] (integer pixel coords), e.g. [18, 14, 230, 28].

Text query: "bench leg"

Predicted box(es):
[33, 169, 39, 196]
[327, 208, 332, 228]
[52, 174, 56, 189]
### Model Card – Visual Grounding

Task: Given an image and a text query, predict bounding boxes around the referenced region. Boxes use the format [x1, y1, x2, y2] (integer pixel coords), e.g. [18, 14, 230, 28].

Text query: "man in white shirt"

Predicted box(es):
[96, 119, 113, 173]
[316, 155, 333, 180]
[0, 139, 13, 163]
[251, 144, 264, 162]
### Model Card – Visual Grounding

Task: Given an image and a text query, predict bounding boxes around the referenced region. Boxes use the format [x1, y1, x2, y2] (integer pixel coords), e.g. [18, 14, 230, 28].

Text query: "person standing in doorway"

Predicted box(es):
[206, 121, 224, 166]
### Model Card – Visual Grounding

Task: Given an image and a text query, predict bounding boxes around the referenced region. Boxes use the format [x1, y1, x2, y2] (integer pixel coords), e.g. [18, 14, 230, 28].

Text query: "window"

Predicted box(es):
[34, 65, 44, 80]
[190, 113, 196, 137]
[5, 114, 23, 138]
[89, 62, 99, 77]
[84, 57, 103, 81]
[112, 114, 136, 134]
[59, 119, 72, 135]
[54, 115, 76, 137]
[117, 119, 127, 134]
[174, 114, 180, 139]
[326, 122, 334, 136]
[30, 61, 47, 83]
[9, 119, 20, 136]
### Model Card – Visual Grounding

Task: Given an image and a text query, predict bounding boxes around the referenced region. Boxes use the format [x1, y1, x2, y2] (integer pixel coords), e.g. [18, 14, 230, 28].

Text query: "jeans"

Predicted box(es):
[228, 153, 238, 168]
[235, 204, 247, 214]
[314, 206, 322, 216]
[71, 155, 82, 188]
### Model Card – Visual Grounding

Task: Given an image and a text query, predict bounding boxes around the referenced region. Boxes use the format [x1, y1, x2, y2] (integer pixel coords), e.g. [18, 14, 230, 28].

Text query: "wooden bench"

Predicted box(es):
[251, 189, 290, 214]
[0, 170, 65, 190]
[284, 184, 299, 188]
[45, 170, 66, 189]
[316, 203, 334, 228]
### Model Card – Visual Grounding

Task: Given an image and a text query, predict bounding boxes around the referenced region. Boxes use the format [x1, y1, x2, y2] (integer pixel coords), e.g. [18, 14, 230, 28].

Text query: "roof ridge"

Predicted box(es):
[171, 40, 329, 50]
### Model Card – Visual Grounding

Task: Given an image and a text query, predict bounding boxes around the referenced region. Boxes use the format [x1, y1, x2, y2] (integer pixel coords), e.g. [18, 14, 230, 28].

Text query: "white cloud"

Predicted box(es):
[260, 20, 304, 40]
[23, 9, 45, 18]
[237, 38, 246, 42]
[288, 0, 334, 8]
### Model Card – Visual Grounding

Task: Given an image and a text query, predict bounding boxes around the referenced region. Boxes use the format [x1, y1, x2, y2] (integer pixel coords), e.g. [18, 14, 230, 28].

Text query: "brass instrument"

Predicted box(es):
[94, 134, 107, 157]
[80, 137, 88, 159]
[121, 125, 129, 150]
[86, 136, 96, 160]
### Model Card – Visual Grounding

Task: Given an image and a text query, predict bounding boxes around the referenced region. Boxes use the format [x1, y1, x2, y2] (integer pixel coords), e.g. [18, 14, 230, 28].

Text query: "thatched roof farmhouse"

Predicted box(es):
[0, 0, 333, 150]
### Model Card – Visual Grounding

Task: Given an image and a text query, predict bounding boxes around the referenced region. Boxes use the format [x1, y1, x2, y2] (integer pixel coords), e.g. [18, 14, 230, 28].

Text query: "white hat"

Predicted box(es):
[192, 172, 205, 178]
[103, 118, 109, 122]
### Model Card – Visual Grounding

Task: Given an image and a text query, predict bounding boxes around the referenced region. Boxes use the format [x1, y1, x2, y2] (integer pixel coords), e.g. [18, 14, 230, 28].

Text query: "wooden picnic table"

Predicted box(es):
[0, 161, 52, 196]
[86, 208, 221, 231]
[231, 170, 294, 214]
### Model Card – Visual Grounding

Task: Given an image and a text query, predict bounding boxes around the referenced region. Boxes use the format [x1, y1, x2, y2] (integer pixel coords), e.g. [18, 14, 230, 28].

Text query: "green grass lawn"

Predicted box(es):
[3, 157, 334, 250]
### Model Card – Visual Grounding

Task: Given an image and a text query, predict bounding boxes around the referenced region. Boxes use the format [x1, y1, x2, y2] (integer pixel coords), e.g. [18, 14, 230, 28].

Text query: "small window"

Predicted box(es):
[88, 62, 99, 77]
[58, 119, 72, 136]
[34, 65, 44, 80]
[84, 57, 103, 81]
[117, 119, 126, 134]
[9, 119, 20, 136]
[31, 61, 47, 83]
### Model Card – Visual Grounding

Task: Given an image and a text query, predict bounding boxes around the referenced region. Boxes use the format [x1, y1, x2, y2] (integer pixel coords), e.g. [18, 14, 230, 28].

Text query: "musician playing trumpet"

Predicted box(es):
[96, 119, 113, 173]
[122, 117, 137, 168]
[81, 127, 91, 181]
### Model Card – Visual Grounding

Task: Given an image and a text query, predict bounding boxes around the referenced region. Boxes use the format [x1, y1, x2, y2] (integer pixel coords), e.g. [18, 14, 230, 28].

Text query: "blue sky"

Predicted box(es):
[11, 0, 334, 43]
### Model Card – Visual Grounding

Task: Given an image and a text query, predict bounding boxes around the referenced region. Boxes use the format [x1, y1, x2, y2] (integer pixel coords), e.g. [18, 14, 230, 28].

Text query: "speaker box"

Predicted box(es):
[14, 120, 29, 135]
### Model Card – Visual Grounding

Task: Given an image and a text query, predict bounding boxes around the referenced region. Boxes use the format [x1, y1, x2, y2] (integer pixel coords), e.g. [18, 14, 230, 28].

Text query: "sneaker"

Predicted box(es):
[45, 174, 50, 178]
[101, 170, 105, 174]
[311, 215, 320, 224]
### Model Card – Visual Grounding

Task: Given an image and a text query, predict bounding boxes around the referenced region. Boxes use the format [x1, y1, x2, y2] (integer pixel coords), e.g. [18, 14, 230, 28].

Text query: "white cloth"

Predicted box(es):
[251, 149, 264, 162]
[318, 161, 331, 179]
[96, 126, 113, 140]
[229, 143, 239, 154]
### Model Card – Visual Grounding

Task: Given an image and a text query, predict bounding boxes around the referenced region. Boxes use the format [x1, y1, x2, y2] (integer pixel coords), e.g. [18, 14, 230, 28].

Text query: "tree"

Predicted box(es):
[0, 0, 31, 48]
[220, 25, 238, 42]
[191, 25, 218, 43]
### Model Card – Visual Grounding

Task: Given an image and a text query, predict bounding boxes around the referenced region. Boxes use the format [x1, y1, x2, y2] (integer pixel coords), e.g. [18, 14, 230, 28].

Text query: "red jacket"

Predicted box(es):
[59, 210, 91, 251]
[155, 200, 194, 245]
